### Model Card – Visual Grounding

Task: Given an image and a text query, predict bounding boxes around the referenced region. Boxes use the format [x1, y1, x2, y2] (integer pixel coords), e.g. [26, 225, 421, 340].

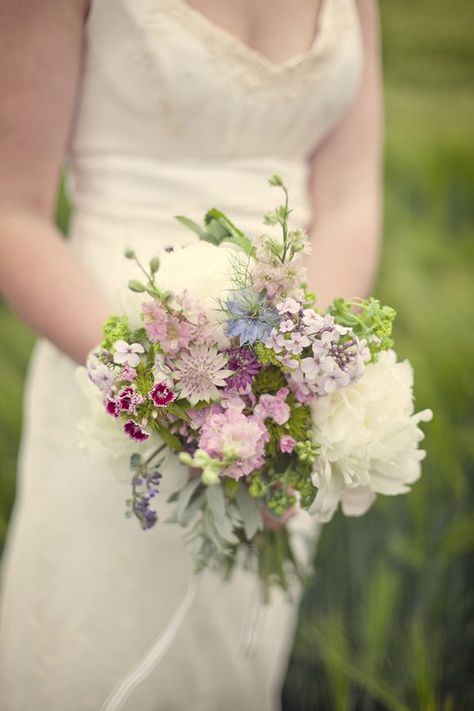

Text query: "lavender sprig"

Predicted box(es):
[125, 445, 167, 530]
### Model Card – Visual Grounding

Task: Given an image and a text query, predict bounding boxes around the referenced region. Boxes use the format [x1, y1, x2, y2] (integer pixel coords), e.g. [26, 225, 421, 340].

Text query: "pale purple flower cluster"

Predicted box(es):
[265, 301, 371, 402]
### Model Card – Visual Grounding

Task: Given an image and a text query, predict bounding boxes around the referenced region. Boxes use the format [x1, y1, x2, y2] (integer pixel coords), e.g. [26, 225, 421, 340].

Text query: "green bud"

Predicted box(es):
[149, 257, 160, 274]
[179, 452, 193, 466]
[268, 174, 284, 187]
[128, 280, 146, 293]
[201, 467, 220, 486]
[124, 248, 136, 259]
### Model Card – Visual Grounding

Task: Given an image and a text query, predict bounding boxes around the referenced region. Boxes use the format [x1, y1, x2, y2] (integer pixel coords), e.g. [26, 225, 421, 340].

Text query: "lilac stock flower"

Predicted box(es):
[226, 289, 279, 345]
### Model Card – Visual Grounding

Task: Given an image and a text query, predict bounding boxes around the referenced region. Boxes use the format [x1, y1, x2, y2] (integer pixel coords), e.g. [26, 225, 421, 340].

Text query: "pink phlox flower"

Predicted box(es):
[149, 381, 176, 407]
[280, 435, 297, 453]
[255, 388, 291, 426]
[301, 309, 325, 335]
[198, 406, 269, 480]
[277, 297, 301, 315]
[113, 340, 145, 368]
[279, 319, 295, 333]
[123, 420, 150, 442]
[285, 332, 311, 355]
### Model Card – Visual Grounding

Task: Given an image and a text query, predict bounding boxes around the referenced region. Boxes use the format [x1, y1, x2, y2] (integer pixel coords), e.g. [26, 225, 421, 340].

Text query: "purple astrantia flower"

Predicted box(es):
[226, 289, 279, 345]
[173, 345, 233, 406]
[113, 340, 145, 368]
[123, 420, 150, 441]
[149, 382, 176, 407]
[225, 346, 262, 393]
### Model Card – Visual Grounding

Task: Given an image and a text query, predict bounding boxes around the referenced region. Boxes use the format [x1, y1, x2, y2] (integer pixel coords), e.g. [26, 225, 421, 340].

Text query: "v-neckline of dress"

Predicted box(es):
[172, 0, 332, 74]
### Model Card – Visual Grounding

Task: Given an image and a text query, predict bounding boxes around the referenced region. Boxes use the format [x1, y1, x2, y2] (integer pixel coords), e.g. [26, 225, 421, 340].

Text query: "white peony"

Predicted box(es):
[309, 350, 433, 523]
[118, 242, 245, 347]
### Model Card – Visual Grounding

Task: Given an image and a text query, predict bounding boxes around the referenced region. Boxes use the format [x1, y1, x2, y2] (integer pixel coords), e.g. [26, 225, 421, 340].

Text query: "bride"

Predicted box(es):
[0, 0, 382, 709]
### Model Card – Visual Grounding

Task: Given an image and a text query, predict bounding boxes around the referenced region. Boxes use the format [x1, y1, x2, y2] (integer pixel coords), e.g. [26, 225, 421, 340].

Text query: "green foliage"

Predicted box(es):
[252, 365, 287, 397]
[101, 315, 130, 352]
[329, 297, 396, 359]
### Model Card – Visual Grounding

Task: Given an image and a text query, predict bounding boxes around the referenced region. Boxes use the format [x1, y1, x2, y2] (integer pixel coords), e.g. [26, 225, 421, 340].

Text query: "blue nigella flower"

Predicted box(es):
[225, 289, 280, 345]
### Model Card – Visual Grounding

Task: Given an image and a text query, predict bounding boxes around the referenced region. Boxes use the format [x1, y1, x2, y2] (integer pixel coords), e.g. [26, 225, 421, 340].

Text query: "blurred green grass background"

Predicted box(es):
[1, 0, 473, 708]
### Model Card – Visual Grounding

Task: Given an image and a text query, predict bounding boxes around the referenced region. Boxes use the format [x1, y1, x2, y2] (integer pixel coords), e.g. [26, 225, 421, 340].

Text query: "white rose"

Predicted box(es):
[309, 350, 432, 522]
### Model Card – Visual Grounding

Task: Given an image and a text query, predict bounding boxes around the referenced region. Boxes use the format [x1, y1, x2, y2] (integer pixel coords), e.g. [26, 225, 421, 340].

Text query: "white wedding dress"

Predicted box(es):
[0, 1, 363, 709]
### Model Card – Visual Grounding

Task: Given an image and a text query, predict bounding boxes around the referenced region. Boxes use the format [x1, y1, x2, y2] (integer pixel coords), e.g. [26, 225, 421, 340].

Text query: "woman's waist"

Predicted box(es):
[66, 153, 313, 235]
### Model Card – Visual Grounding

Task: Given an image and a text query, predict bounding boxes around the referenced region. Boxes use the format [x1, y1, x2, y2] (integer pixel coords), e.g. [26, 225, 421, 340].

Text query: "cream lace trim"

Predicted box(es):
[139, 0, 361, 92]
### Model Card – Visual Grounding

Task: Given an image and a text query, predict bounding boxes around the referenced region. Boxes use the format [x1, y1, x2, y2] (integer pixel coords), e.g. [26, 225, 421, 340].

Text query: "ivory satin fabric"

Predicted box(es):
[0, 1, 363, 708]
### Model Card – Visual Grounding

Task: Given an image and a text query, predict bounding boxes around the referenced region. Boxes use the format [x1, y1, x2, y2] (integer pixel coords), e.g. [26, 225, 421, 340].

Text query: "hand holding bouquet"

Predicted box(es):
[80, 175, 432, 598]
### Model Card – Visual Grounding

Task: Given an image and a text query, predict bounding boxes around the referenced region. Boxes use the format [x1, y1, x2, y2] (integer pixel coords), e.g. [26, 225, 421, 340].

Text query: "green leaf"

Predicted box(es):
[151, 422, 184, 451]
[175, 477, 202, 525]
[167, 402, 191, 423]
[206, 485, 238, 544]
[174, 215, 210, 241]
[236, 485, 263, 540]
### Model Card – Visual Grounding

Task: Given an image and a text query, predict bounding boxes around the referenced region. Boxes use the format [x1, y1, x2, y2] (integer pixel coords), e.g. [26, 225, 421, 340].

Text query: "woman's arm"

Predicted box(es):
[306, 0, 383, 310]
[0, 0, 108, 364]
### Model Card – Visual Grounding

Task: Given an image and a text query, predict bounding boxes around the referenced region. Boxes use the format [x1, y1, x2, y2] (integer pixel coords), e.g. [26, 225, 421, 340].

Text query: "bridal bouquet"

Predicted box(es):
[80, 175, 432, 596]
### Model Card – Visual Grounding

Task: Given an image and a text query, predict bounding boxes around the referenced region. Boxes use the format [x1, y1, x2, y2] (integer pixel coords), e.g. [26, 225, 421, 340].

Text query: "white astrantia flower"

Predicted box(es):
[309, 350, 433, 523]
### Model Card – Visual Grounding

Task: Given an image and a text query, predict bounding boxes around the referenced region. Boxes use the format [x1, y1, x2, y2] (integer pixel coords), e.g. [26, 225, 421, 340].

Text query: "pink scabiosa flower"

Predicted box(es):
[123, 420, 150, 441]
[279, 435, 297, 453]
[149, 382, 176, 407]
[198, 399, 269, 479]
[113, 340, 145, 368]
[255, 388, 291, 425]
[173, 345, 233, 406]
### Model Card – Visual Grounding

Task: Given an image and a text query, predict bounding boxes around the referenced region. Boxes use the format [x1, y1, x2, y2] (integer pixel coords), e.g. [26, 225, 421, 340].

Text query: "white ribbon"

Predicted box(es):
[101, 581, 198, 711]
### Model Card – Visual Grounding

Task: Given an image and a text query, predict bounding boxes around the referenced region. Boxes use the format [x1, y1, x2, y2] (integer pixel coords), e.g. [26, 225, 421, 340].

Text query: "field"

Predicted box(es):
[1, 1, 473, 708]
